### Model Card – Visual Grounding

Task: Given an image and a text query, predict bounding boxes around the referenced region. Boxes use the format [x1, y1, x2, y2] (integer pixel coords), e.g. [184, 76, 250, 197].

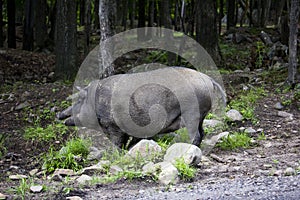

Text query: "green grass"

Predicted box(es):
[42, 138, 91, 173]
[24, 123, 69, 143]
[216, 132, 252, 150]
[174, 157, 197, 181]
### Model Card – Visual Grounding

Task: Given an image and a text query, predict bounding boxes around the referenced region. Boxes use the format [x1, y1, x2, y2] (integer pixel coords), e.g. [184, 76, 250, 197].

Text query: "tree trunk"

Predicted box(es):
[79, 0, 85, 26]
[7, 0, 16, 48]
[94, 0, 100, 29]
[35, 0, 48, 50]
[84, 0, 91, 56]
[219, 0, 224, 34]
[55, 0, 77, 80]
[280, 14, 289, 45]
[129, 0, 136, 29]
[0, 0, 3, 47]
[196, 0, 222, 65]
[288, 0, 299, 85]
[276, 0, 286, 27]
[23, 0, 35, 51]
[99, 0, 116, 78]
[122, 0, 128, 31]
[49, 0, 56, 41]
[137, 0, 146, 41]
[260, 0, 271, 27]
[227, 0, 236, 30]
[147, 0, 155, 38]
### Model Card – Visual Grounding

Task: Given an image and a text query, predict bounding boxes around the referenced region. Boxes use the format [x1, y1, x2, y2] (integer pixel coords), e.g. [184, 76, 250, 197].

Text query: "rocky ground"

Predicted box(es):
[0, 37, 300, 199]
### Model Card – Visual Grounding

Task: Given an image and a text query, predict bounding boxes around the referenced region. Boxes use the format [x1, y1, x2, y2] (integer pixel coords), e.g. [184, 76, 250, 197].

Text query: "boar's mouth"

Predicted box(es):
[57, 106, 76, 126]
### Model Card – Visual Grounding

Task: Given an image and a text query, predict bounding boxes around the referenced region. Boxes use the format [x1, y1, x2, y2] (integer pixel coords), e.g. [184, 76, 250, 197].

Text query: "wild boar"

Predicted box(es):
[58, 67, 226, 147]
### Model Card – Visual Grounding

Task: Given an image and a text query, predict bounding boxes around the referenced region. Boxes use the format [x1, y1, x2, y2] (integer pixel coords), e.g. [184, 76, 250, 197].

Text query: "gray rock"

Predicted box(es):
[226, 109, 243, 121]
[109, 165, 123, 175]
[203, 119, 223, 128]
[76, 174, 92, 184]
[30, 185, 43, 193]
[202, 132, 230, 149]
[278, 111, 294, 121]
[164, 143, 202, 166]
[80, 160, 110, 175]
[278, 111, 293, 118]
[142, 162, 156, 174]
[15, 101, 30, 110]
[127, 139, 162, 160]
[9, 174, 28, 180]
[87, 146, 103, 161]
[274, 102, 284, 110]
[245, 127, 256, 134]
[284, 167, 295, 176]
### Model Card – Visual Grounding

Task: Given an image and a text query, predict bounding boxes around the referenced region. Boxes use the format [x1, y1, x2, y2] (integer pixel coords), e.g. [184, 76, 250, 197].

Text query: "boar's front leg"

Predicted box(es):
[105, 126, 129, 148]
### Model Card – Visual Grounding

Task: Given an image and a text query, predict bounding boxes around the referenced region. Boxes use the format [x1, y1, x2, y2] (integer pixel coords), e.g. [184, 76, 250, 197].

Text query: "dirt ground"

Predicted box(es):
[0, 41, 299, 199]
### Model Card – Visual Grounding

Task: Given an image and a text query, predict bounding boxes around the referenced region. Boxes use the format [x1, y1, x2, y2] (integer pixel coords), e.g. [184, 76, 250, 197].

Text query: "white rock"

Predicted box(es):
[76, 174, 92, 184]
[29, 169, 39, 176]
[127, 139, 162, 159]
[245, 127, 256, 134]
[80, 160, 110, 175]
[284, 167, 295, 176]
[273, 169, 283, 176]
[0, 192, 7, 199]
[164, 143, 202, 166]
[53, 169, 75, 176]
[157, 162, 179, 185]
[30, 185, 43, 193]
[226, 109, 243, 121]
[9, 174, 28, 180]
[202, 132, 230, 147]
[66, 196, 83, 200]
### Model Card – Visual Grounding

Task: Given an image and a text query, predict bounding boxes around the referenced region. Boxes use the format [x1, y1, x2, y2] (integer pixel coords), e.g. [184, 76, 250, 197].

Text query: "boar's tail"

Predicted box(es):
[211, 78, 227, 107]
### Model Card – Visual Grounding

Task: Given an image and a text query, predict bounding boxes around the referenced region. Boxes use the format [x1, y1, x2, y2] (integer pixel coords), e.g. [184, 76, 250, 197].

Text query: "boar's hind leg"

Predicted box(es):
[185, 116, 205, 147]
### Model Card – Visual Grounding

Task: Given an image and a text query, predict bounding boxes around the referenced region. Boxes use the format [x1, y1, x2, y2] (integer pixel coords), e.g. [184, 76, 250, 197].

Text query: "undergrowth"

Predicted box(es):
[228, 87, 266, 123]
[216, 132, 252, 150]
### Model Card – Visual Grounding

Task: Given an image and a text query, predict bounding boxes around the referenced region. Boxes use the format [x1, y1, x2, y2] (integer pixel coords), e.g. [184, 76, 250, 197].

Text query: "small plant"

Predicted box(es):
[155, 134, 175, 152]
[216, 132, 252, 150]
[0, 134, 7, 158]
[255, 41, 266, 68]
[257, 131, 266, 140]
[174, 157, 196, 181]
[15, 178, 29, 200]
[42, 138, 91, 173]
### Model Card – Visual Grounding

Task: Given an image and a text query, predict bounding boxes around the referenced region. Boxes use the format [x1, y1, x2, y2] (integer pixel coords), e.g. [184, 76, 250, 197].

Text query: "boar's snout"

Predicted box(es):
[57, 105, 73, 120]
